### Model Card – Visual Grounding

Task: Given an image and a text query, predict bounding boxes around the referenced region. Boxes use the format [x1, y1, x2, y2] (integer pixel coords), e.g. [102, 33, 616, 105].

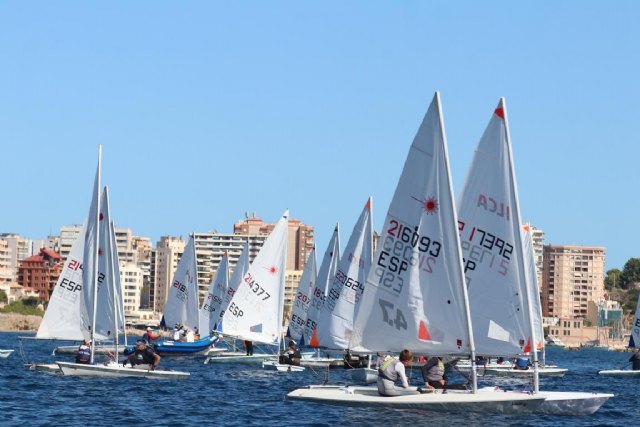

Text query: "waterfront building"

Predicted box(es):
[16, 248, 63, 301]
[152, 236, 186, 313]
[541, 244, 606, 319]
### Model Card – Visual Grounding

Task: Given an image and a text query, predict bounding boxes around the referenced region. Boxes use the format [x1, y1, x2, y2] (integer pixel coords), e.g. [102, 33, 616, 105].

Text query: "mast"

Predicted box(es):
[437, 92, 478, 393]
[502, 98, 540, 393]
[90, 145, 102, 364]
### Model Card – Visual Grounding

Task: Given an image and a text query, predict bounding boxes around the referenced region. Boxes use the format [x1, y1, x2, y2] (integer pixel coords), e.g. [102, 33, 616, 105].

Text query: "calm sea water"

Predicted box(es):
[0, 331, 636, 427]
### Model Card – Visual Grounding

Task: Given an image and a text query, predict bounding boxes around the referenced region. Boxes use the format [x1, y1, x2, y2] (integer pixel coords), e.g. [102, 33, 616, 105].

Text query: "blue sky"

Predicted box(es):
[1, 2, 638, 271]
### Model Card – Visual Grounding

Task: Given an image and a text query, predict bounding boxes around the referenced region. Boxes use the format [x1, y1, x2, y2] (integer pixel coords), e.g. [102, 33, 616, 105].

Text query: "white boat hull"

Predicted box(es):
[0, 349, 14, 358]
[262, 361, 305, 372]
[287, 385, 545, 414]
[203, 352, 277, 365]
[483, 367, 567, 377]
[299, 357, 343, 369]
[53, 345, 125, 355]
[350, 368, 378, 384]
[535, 391, 613, 415]
[57, 361, 190, 379]
[598, 369, 640, 376]
[25, 363, 61, 373]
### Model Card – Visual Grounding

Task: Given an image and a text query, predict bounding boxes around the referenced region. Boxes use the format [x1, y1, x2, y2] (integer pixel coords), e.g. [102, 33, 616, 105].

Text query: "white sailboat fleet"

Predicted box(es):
[53, 147, 189, 379]
[287, 93, 612, 415]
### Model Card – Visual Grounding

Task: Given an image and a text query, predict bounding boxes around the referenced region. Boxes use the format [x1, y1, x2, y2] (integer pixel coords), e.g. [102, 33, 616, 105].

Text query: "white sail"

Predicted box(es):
[216, 241, 250, 331]
[316, 198, 373, 350]
[36, 222, 88, 340]
[221, 211, 289, 345]
[523, 224, 543, 352]
[92, 187, 121, 340]
[304, 225, 340, 347]
[288, 247, 317, 343]
[162, 234, 200, 332]
[630, 292, 640, 348]
[80, 149, 102, 342]
[351, 92, 473, 356]
[457, 98, 531, 356]
[199, 253, 229, 336]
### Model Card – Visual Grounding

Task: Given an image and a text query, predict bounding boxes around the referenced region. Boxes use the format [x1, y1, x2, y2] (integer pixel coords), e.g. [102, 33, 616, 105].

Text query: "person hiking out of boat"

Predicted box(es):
[281, 340, 301, 365]
[143, 327, 160, 344]
[377, 349, 419, 397]
[244, 340, 254, 356]
[75, 340, 91, 364]
[514, 356, 530, 370]
[124, 339, 160, 370]
[629, 348, 640, 370]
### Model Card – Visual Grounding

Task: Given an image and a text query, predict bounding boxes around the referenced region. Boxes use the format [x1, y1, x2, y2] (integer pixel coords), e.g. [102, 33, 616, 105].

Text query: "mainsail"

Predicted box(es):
[304, 225, 340, 346]
[221, 211, 289, 345]
[199, 253, 229, 336]
[162, 234, 200, 333]
[216, 241, 250, 331]
[523, 224, 544, 352]
[351, 92, 473, 356]
[316, 198, 373, 350]
[457, 98, 531, 357]
[630, 292, 640, 348]
[287, 247, 317, 344]
[36, 222, 87, 340]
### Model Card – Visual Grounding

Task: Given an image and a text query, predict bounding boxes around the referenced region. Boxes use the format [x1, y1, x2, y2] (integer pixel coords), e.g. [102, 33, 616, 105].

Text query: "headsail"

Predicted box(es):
[457, 98, 531, 357]
[351, 92, 473, 356]
[221, 211, 289, 345]
[199, 253, 229, 336]
[316, 198, 373, 350]
[162, 234, 200, 333]
[288, 247, 317, 344]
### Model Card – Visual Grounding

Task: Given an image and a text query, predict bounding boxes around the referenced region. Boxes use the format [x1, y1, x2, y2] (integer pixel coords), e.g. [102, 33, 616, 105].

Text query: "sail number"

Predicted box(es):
[379, 298, 408, 331]
[325, 269, 364, 311]
[228, 302, 244, 318]
[243, 273, 271, 301]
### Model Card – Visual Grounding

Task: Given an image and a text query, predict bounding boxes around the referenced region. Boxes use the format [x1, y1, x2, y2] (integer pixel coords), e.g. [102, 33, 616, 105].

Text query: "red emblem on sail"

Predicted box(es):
[418, 320, 431, 341]
[494, 107, 504, 119]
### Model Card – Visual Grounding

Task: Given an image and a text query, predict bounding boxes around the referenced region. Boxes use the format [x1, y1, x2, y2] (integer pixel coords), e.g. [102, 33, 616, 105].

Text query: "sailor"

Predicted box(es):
[75, 340, 91, 364]
[143, 327, 160, 344]
[421, 356, 446, 389]
[172, 324, 182, 341]
[124, 339, 161, 370]
[281, 340, 301, 365]
[377, 349, 419, 396]
[514, 356, 530, 370]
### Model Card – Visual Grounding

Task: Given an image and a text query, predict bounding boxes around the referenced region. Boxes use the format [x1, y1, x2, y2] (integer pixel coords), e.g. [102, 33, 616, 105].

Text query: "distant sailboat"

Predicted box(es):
[598, 290, 640, 376]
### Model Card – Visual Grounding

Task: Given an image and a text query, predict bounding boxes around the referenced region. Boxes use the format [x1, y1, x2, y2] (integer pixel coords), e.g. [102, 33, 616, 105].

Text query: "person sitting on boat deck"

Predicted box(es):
[75, 340, 91, 364]
[124, 339, 160, 370]
[344, 349, 366, 369]
[143, 327, 161, 344]
[514, 356, 530, 370]
[193, 326, 200, 340]
[244, 340, 254, 356]
[377, 349, 419, 397]
[281, 340, 301, 365]
[496, 357, 505, 365]
[629, 348, 640, 371]
[419, 356, 467, 391]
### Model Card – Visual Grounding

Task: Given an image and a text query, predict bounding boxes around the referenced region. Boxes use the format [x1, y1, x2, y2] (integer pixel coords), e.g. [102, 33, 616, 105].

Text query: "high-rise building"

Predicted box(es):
[17, 248, 63, 300]
[121, 263, 144, 318]
[153, 236, 186, 313]
[0, 238, 12, 284]
[541, 245, 606, 319]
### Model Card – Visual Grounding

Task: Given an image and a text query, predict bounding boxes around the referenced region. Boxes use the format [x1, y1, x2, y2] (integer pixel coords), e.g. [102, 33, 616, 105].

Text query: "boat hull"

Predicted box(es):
[598, 369, 640, 376]
[483, 367, 567, 377]
[25, 363, 61, 373]
[535, 391, 613, 415]
[286, 385, 545, 414]
[0, 349, 14, 358]
[262, 361, 305, 372]
[153, 336, 216, 355]
[299, 357, 343, 369]
[203, 352, 278, 364]
[53, 345, 125, 355]
[350, 368, 378, 384]
[56, 361, 190, 379]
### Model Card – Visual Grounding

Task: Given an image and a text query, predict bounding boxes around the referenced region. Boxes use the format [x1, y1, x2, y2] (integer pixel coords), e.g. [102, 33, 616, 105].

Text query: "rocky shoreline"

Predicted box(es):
[0, 313, 42, 332]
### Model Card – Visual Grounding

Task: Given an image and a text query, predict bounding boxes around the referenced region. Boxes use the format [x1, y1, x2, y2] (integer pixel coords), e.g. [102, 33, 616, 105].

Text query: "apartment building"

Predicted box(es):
[541, 245, 606, 319]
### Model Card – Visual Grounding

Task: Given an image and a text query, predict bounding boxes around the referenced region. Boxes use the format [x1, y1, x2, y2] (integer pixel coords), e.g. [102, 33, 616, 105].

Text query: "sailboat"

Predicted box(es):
[207, 211, 291, 368]
[56, 147, 189, 379]
[288, 92, 546, 413]
[153, 234, 218, 355]
[457, 98, 610, 413]
[598, 291, 640, 375]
